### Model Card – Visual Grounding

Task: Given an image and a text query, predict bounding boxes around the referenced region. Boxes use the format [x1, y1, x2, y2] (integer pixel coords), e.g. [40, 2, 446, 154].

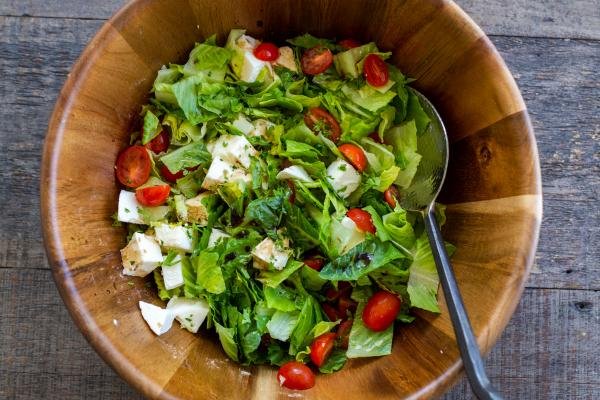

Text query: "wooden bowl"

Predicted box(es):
[41, 0, 542, 398]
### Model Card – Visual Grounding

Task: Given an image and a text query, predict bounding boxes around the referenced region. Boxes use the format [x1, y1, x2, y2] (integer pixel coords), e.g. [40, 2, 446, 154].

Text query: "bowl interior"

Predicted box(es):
[41, 0, 541, 399]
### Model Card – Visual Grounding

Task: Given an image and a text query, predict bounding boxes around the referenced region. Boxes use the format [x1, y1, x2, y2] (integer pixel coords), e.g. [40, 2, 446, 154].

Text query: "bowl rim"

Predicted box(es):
[40, 0, 542, 398]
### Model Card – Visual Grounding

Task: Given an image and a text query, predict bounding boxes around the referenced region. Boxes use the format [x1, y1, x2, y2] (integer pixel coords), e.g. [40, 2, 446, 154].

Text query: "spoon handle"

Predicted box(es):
[424, 207, 504, 400]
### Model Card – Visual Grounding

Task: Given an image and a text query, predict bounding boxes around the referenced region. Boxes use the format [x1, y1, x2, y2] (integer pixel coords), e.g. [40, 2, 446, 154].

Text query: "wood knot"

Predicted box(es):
[479, 145, 492, 165]
[572, 301, 593, 312]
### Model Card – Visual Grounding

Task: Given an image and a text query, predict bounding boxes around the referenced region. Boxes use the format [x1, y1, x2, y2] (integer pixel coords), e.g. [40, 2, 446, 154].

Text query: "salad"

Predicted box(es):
[113, 29, 453, 390]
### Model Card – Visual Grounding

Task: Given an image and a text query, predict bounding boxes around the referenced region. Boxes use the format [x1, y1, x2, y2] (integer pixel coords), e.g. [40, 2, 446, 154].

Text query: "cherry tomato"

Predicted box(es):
[368, 131, 384, 144]
[346, 208, 376, 234]
[277, 361, 315, 390]
[304, 107, 341, 142]
[384, 185, 400, 208]
[322, 303, 341, 322]
[310, 333, 337, 367]
[115, 145, 151, 188]
[336, 319, 353, 349]
[338, 143, 368, 172]
[338, 297, 358, 317]
[135, 184, 171, 207]
[363, 54, 389, 87]
[304, 257, 325, 271]
[362, 290, 402, 332]
[301, 46, 333, 75]
[160, 164, 184, 183]
[339, 39, 360, 49]
[325, 282, 352, 301]
[254, 42, 279, 61]
[145, 130, 170, 154]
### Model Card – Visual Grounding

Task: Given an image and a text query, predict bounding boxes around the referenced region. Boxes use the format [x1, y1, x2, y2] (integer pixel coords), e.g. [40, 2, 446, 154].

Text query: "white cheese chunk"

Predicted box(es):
[120, 232, 163, 277]
[117, 190, 143, 224]
[333, 216, 367, 255]
[250, 118, 274, 138]
[201, 157, 251, 190]
[236, 34, 260, 51]
[139, 301, 175, 336]
[240, 51, 268, 83]
[252, 237, 292, 271]
[232, 114, 255, 135]
[208, 228, 231, 248]
[161, 255, 184, 290]
[276, 165, 314, 183]
[274, 46, 298, 72]
[326, 159, 361, 198]
[210, 134, 257, 169]
[184, 192, 214, 226]
[167, 297, 210, 333]
[154, 223, 193, 252]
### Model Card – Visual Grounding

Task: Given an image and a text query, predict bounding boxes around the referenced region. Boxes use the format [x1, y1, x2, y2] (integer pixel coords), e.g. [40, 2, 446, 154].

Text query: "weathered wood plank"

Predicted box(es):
[1, 16, 597, 289]
[1, 268, 598, 399]
[0, 0, 599, 40]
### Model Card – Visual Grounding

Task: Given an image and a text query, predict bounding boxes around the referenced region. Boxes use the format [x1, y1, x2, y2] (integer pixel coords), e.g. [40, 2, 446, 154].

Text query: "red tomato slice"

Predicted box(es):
[368, 131, 384, 144]
[160, 164, 184, 183]
[338, 143, 368, 172]
[363, 54, 389, 87]
[322, 303, 341, 322]
[337, 297, 358, 318]
[384, 185, 400, 208]
[304, 107, 341, 142]
[303, 257, 325, 271]
[310, 333, 337, 367]
[339, 39, 360, 49]
[362, 290, 402, 332]
[115, 145, 151, 188]
[346, 208, 376, 234]
[301, 46, 333, 75]
[336, 319, 353, 349]
[277, 361, 315, 390]
[145, 130, 170, 154]
[135, 184, 171, 207]
[254, 42, 279, 61]
[325, 282, 352, 301]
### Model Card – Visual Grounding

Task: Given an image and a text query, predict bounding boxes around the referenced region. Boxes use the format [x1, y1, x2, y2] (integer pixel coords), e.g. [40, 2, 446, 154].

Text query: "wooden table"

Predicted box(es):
[1, 1, 598, 398]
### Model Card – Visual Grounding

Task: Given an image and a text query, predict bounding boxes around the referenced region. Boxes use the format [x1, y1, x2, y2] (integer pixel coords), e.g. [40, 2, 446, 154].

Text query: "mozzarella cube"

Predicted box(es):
[274, 46, 298, 72]
[154, 224, 193, 252]
[326, 159, 361, 198]
[202, 157, 251, 190]
[250, 118, 274, 138]
[210, 134, 257, 169]
[208, 228, 231, 248]
[335, 216, 367, 255]
[252, 237, 292, 271]
[167, 297, 210, 333]
[276, 165, 314, 183]
[139, 301, 175, 336]
[240, 51, 269, 83]
[236, 34, 260, 51]
[118, 190, 143, 224]
[120, 232, 163, 277]
[184, 192, 215, 226]
[161, 255, 184, 290]
[232, 114, 255, 135]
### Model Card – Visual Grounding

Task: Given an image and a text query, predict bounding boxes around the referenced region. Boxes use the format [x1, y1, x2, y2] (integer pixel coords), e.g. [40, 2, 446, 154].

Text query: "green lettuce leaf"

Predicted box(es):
[264, 286, 298, 312]
[160, 141, 211, 173]
[142, 110, 161, 144]
[387, 120, 422, 188]
[267, 310, 300, 341]
[215, 322, 239, 361]
[258, 260, 304, 288]
[319, 348, 347, 373]
[287, 33, 339, 50]
[194, 251, 225, 294]
[346, 303, 393, 358]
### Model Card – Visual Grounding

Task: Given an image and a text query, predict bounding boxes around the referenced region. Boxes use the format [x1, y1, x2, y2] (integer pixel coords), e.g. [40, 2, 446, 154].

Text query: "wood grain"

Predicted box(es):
[1, 0, 599, 40]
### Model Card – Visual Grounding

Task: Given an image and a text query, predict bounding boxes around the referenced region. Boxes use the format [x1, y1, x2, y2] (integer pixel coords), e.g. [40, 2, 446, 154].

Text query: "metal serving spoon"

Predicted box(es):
[399, 89, 503, 400]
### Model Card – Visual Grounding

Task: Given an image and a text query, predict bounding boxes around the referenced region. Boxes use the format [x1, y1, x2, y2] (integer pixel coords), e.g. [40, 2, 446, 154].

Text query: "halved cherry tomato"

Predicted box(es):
[346, 208, 376, 234]
[254, 42, 279, 61]
[362, 290, 402, 332]
[135, 184, 171, 207]
[338, 297, 358, 317]
[304, 107, 341, 142]
[145, 130, 170, 154]
[325, 282, 352, 301]
[363, 54, 389, 87]
[339, 39, 360, 49]
[338, 143, 368, 172]
[384, 185, 400, 208]
[277, 361, 315, 390]
[304, 257, 325, 271]
[336, 319, 353, 349]
[322, 303, 341, 322]
[310, 333, 337, 367]
[368, 131, 384, 144]
[160, 164, 184, 183]
[301, 46, 333, 75]
[115, 145, 151, 188]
